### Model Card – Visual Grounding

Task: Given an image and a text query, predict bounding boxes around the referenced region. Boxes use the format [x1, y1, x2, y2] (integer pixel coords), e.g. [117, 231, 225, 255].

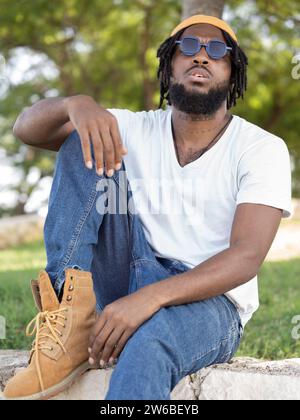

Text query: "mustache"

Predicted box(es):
[186, 65, 212, 77]
[170, 79, 230, 91]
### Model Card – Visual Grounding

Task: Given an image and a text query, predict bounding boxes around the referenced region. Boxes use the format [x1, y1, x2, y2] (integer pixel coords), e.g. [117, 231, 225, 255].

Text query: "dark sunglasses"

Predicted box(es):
[175, 37, 232, 60]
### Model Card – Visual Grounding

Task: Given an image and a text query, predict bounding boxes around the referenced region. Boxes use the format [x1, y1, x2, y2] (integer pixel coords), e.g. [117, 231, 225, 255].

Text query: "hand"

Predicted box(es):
[65, 95, 127, 177]
[88, 288, 161, 368]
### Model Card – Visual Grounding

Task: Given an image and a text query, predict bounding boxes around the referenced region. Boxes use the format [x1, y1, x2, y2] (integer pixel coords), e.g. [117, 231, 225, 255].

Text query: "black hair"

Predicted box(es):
[156, 28, 248, 110]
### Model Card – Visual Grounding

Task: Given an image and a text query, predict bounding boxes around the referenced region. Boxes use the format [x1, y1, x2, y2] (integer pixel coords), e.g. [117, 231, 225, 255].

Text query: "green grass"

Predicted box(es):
[0, 241, 47, 350]
[0, 240, 299, 360]
[237, 258, 300, 360]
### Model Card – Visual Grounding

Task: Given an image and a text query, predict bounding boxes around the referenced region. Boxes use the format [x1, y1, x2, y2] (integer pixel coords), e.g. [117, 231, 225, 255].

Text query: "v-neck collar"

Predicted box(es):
[167, 108, 236, 171]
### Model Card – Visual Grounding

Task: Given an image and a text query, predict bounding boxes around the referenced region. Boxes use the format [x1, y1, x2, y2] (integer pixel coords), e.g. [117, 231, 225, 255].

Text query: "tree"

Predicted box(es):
[0, 0, 300, 216]
[0, 0, 182, 215]
[182, 0, 225, 19]
[181, 0, 300, 197]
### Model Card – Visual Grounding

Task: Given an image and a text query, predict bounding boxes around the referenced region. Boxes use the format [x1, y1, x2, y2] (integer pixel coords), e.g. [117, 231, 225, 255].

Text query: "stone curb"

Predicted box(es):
[0, 352, 299, 400]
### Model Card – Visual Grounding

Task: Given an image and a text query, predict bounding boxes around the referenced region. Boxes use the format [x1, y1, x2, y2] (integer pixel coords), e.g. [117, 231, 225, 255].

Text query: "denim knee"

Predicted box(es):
[58, 130, 82, 159]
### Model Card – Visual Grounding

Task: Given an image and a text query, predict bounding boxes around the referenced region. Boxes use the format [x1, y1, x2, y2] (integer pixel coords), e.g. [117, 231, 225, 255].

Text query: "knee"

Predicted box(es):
[56, 129, 99, 177]
[57, 130, 83, 163]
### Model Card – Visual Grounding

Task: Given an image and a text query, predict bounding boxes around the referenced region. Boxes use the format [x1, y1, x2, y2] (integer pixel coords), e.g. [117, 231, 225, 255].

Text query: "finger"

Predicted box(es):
[110, 122, 124, 170]
[99, 327, 124, 364]
[90, 126, 104, 176]
[78, 128, 93, 169]
[108, 330, 132, 364]
[109, 115, 127, 156]
[90, 320, 113, 363]
[101, 126, 116, 177]
[89, 315, 107, 353]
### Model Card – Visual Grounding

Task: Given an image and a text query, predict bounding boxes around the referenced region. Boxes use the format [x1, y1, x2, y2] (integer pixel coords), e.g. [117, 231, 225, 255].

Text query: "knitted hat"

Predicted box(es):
[171, 15, 238, 44]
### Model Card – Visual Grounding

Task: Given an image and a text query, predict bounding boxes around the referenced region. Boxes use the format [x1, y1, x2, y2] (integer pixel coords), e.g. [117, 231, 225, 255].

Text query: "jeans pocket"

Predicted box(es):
[131, 258, 170, 290]
[155, 257, 190, 276]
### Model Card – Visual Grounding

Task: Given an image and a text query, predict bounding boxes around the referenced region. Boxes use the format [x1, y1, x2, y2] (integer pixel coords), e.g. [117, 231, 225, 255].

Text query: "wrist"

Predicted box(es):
[63, 95, 95, 118]
[137, 283, 164, 312]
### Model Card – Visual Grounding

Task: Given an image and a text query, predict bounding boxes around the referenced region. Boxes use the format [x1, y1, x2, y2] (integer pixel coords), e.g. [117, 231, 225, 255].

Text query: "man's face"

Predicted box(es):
[170, 23, 232, 115]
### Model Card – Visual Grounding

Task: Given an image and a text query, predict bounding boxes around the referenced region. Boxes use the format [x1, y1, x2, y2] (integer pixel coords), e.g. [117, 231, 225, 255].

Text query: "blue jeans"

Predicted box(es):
[44, 130, 244, 400]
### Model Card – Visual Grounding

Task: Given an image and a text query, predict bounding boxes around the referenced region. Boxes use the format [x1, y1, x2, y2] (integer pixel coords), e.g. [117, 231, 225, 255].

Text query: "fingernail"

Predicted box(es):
[89, 357, 95, 365]
[100, 359, 106, 368]
[97, 168, 104, 176]
[107, 170, 114, 178]
[122, 147, 128, 154]
[88, 348, 92, 354]
[108, 357, 114, 365]
[115, 163, 122, 171]
[86, 161, 93, 170]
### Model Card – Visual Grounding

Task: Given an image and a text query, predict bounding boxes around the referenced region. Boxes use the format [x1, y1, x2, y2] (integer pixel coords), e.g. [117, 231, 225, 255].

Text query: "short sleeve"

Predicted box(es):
[236, 138, 292, 218]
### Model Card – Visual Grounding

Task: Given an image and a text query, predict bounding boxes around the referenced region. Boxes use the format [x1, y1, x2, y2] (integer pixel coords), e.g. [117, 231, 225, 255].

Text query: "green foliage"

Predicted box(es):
[0, 0, 300, 215]
[229, 0, 300, 196]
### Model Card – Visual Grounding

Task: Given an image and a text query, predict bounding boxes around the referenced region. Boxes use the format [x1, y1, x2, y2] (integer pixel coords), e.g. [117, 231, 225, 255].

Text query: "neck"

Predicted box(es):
[171, 103, 230, 149]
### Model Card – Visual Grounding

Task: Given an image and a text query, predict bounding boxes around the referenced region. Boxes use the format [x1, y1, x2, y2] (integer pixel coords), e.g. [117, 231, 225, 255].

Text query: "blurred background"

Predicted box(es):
[0, 0, 299, 359]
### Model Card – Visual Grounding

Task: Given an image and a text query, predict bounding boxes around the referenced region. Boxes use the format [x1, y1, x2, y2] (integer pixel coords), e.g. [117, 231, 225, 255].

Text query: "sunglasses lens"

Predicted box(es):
[181, 38, 199, 55]
[207, 41, 227, 59]
[179, 38, 229, 59]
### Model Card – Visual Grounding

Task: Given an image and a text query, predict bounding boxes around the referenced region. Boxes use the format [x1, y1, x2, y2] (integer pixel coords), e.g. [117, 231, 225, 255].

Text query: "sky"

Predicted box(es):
[0, 150, 52, 217]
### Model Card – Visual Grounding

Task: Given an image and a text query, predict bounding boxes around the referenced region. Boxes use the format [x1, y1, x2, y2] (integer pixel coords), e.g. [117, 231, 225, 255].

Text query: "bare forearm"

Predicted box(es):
[13, 97, 70, 145]
[142, 245, 260, 308]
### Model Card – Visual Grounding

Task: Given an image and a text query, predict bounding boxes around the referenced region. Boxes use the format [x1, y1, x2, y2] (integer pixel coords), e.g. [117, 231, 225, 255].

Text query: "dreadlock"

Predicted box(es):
[156, 28, 248, 110]
[222, 31, 248, 108]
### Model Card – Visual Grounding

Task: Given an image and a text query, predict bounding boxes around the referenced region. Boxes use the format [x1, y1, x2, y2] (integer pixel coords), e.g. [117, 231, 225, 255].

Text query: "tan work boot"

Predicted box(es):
[3, 268, 97, 400]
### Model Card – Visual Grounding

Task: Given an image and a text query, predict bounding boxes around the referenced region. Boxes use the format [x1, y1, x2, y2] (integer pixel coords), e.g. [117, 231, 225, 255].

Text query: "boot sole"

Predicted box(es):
[4, 361, 93, 400]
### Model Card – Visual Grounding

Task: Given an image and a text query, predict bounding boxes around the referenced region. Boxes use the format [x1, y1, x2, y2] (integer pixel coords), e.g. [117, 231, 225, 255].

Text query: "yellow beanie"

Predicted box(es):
[171, 15, 238, 44]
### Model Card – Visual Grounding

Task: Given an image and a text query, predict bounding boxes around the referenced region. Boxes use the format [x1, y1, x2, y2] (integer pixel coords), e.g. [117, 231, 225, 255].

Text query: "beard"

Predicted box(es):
[168, 80, 230, 116]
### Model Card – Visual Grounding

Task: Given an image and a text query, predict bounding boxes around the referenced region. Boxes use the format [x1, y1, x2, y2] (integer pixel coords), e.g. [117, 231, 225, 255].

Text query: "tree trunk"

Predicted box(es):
[182, 0, 225, 19]
[138, 2, 156, 110]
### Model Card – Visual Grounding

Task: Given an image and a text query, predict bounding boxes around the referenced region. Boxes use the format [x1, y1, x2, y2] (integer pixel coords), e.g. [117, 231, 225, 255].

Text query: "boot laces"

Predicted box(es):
[26, 309, 68, 391]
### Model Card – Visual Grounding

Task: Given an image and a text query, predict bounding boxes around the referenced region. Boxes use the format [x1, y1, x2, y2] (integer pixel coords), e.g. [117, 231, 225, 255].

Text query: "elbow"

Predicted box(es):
[13, 113, 31, 145]
[233, 243, 263, 279]
[12, 119, 22, 139]
[243, 253, 262, 279]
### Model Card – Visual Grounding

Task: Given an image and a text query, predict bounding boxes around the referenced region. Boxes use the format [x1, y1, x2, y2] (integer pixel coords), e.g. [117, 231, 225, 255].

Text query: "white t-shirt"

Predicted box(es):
[107, 107, 292, 327]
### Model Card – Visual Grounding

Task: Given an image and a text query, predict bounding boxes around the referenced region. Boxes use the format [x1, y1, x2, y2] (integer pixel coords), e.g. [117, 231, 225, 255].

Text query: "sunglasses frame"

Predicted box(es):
[175, 37, 232, 60]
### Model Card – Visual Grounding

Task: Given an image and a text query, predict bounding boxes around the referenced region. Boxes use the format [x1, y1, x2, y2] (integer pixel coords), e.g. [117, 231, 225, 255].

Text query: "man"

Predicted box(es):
[4, 15, 292, 400]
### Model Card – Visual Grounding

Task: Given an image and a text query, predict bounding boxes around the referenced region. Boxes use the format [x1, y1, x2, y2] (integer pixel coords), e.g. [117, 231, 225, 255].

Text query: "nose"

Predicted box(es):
[192, 46, 209, 65]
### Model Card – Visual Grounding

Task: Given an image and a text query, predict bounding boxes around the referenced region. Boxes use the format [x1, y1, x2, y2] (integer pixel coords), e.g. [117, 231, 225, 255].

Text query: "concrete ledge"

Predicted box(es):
[192, 357, 300, 400]
[0, 351, 29, 391]
[1, 351, 300, 400]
